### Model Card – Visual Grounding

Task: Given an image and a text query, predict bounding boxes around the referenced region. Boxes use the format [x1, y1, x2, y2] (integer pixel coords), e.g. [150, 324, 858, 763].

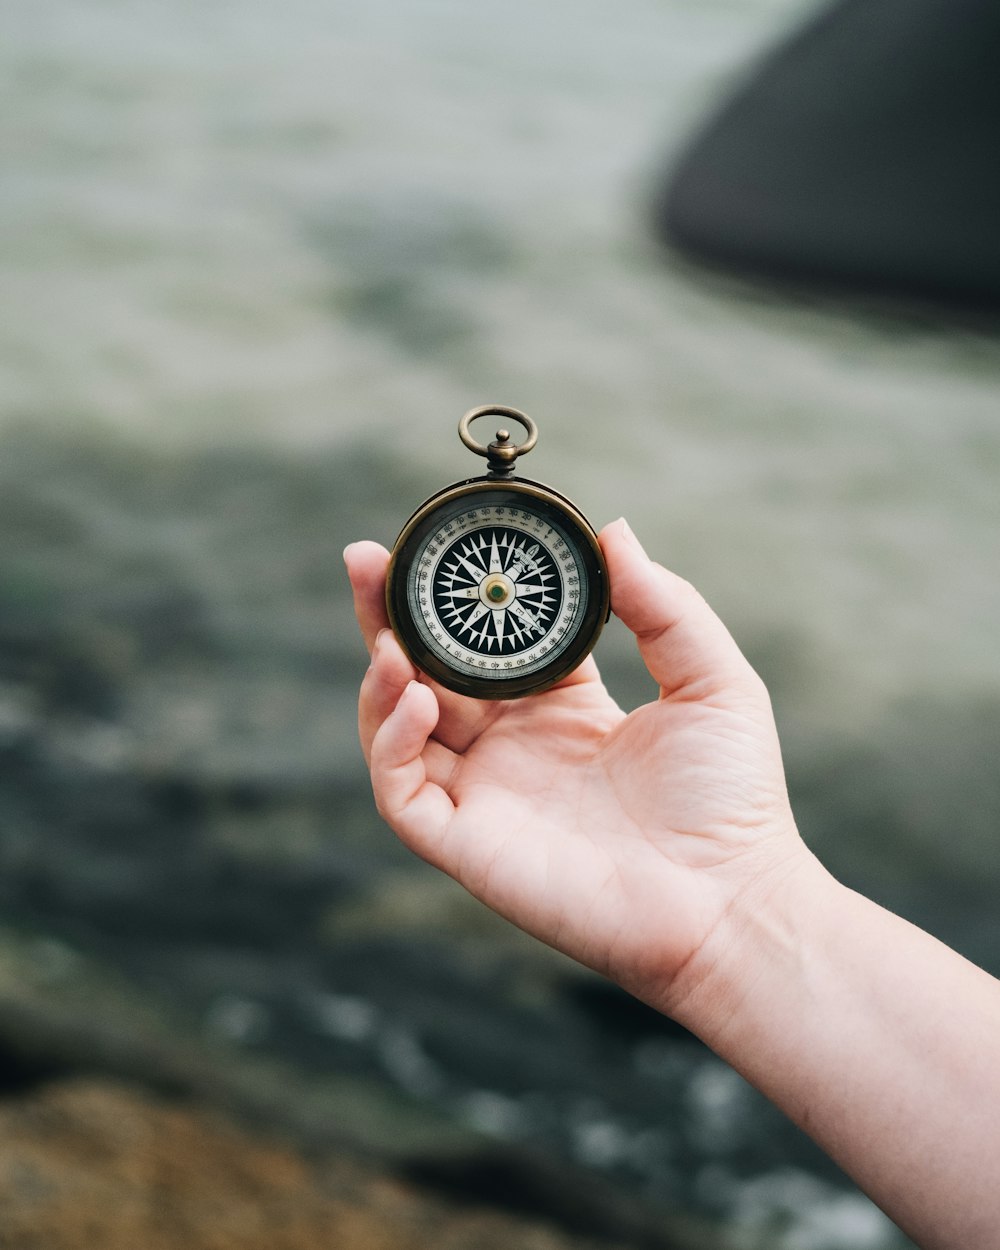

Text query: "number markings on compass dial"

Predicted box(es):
[409, 504, 586, 678]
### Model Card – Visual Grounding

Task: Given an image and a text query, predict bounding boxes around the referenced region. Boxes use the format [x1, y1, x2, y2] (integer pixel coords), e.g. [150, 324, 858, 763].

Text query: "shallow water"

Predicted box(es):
[3, 0, 999, 1245]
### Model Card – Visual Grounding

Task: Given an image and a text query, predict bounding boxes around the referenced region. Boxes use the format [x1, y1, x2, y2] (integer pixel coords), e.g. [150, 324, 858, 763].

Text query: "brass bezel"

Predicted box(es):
[386, 476, 609, 700]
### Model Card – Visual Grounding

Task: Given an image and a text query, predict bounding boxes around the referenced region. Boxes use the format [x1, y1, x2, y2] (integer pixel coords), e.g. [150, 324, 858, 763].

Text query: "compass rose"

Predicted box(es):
[433, 527, 562, 655]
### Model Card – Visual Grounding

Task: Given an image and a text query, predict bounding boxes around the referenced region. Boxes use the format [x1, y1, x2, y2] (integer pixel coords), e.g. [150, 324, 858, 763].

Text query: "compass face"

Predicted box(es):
[388, 483, 608, 698]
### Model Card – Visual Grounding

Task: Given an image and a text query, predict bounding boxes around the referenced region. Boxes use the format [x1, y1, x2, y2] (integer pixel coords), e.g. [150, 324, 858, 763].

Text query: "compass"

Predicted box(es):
[386, 405, 610, 700]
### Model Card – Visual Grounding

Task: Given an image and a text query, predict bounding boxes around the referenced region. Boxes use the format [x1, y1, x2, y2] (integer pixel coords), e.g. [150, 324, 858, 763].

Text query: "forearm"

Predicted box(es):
[664, 850, 1000, 1250]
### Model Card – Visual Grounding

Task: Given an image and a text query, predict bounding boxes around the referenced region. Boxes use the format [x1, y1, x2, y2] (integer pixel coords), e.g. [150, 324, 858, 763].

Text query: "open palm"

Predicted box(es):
[346, 520, 800, 1013]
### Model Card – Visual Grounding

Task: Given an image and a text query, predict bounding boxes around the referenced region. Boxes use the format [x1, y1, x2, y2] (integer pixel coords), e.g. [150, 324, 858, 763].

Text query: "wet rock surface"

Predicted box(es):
[0, 1078, 661, 1250]
[0, 924, 724, 1250]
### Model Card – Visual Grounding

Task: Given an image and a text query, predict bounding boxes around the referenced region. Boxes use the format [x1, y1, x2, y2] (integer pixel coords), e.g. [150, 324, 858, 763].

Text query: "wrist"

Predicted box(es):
[656, 834, 842, 1049]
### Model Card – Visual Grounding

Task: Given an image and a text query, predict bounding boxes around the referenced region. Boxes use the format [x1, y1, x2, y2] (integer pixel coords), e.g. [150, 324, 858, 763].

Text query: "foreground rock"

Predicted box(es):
[0, 1078, 663, 1250]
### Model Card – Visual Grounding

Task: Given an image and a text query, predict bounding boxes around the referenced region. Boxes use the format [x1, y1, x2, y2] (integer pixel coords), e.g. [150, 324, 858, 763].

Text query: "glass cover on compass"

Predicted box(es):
[386, 406, 609, 700]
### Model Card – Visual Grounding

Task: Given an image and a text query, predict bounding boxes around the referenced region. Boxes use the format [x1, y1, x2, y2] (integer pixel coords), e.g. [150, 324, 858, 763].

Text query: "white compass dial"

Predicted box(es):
[406, 502, 587, 682]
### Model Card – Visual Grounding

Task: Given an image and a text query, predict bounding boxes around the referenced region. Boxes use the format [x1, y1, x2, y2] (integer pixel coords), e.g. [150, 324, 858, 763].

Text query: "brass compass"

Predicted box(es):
[386, 405, 610, 700]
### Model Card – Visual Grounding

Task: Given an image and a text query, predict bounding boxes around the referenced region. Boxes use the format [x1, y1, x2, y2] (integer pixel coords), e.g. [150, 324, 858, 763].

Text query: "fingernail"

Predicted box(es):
[396, 679, 421, 711]
[343, 542, 360, 563]
[619, 518, 647, 555]
[373, 627, 391, 656]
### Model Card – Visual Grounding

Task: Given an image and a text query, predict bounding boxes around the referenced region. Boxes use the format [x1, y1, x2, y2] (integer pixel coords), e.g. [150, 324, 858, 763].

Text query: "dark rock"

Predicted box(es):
[655, 0, 1000, 314]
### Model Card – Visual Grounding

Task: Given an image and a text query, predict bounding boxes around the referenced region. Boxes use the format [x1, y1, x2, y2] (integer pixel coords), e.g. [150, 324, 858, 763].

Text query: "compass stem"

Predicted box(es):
[485, 435, 519, 477]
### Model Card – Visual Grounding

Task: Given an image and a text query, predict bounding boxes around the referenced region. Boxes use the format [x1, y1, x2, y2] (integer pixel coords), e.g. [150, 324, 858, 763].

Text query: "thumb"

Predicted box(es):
[599, 518, 761, 700]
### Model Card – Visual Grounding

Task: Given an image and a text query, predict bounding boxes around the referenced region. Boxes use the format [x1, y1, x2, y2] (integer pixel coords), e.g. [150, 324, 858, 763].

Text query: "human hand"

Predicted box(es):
[348, 519, 1000, 1248]
[344, 519, 811, 1019]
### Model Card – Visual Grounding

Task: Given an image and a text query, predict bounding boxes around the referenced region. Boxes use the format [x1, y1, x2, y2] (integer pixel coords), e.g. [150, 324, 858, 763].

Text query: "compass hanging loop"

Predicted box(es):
[458, 404, 538, 477]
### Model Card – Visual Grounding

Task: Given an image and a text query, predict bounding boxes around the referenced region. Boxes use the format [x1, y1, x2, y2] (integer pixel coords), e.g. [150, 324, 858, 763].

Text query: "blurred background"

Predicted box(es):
[2, 0, 999, 1247]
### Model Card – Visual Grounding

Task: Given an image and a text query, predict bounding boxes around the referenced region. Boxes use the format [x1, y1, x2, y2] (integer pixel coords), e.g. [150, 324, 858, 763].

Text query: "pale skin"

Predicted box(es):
[345, 519, 1000, 1250]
